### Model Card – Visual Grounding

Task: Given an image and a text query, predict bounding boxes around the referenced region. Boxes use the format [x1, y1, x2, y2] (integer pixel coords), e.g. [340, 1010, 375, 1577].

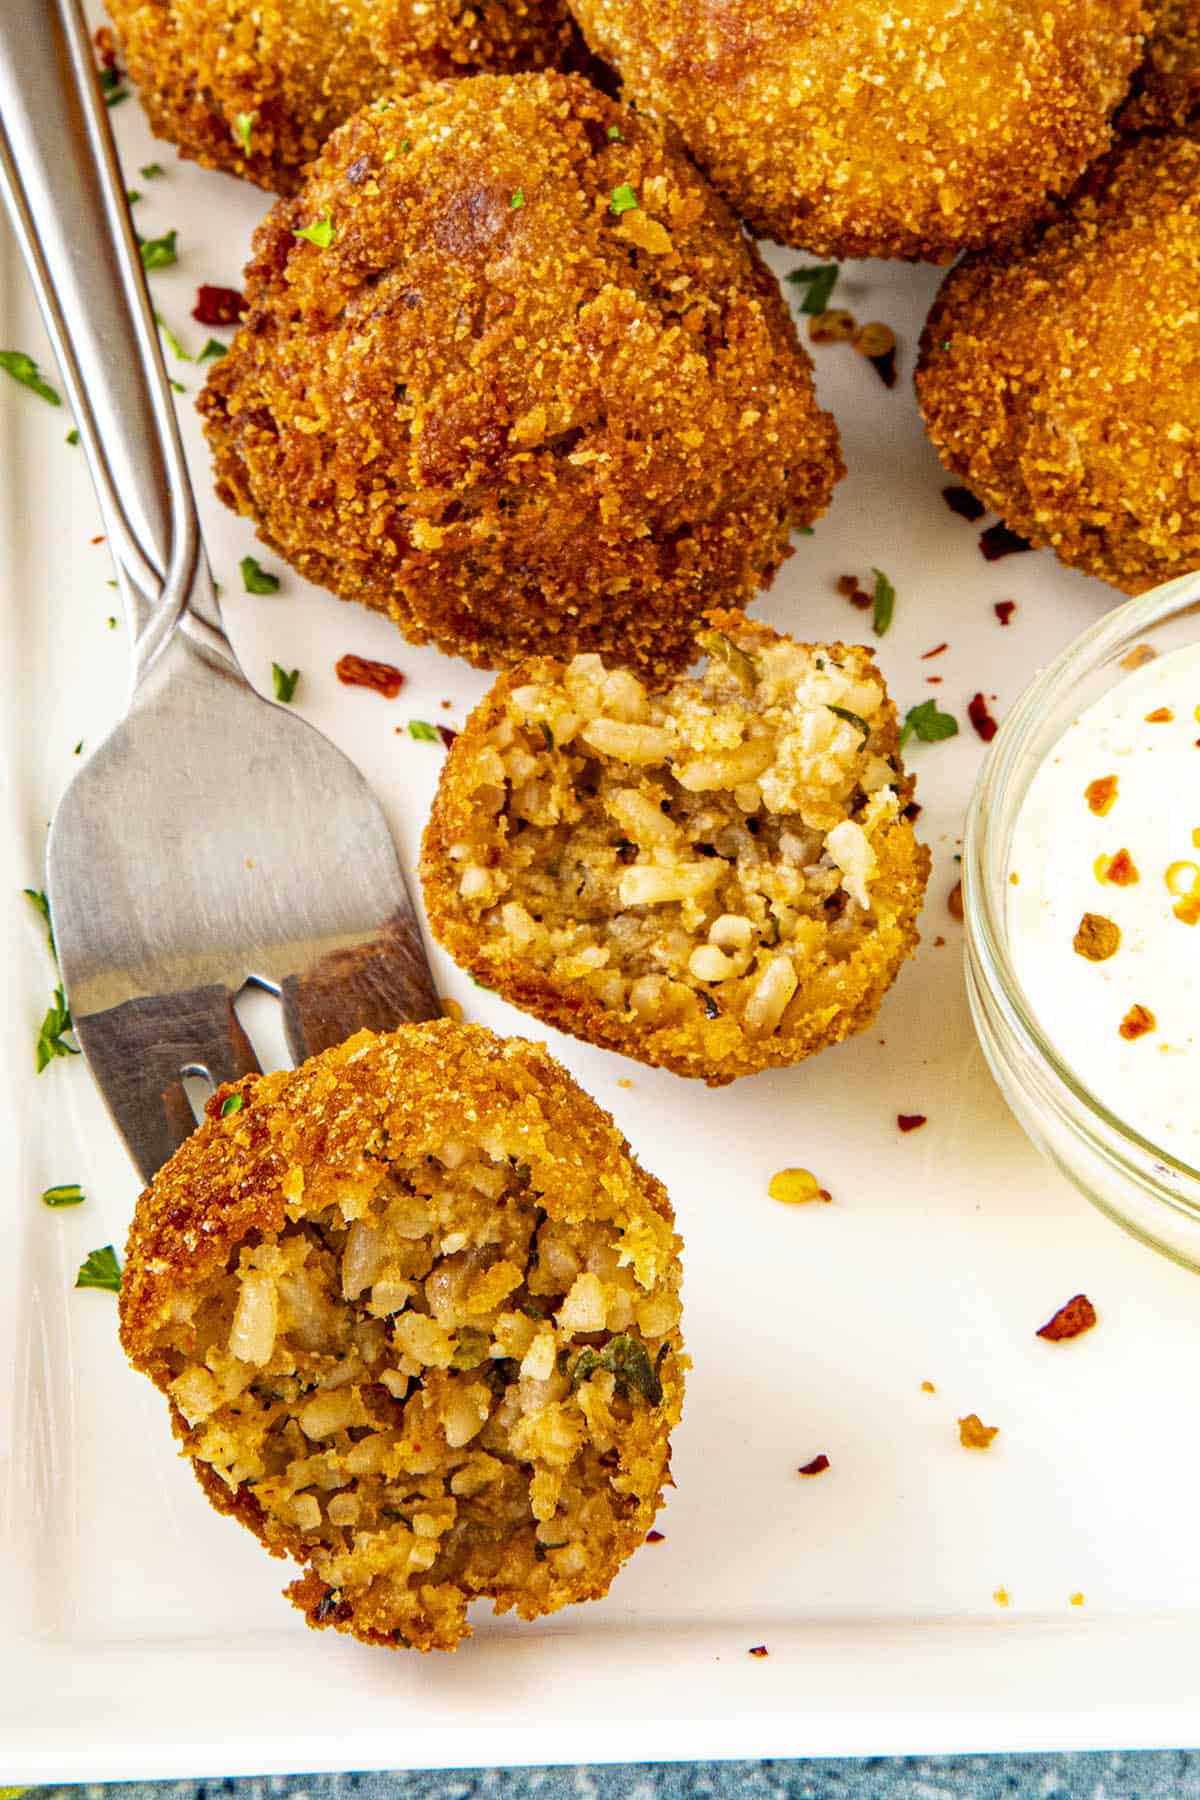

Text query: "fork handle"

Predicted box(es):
[0, 0, 235, 685]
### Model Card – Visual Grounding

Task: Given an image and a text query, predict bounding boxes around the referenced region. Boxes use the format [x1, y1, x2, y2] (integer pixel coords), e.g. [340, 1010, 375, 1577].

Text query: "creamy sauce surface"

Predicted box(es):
[1007, 642, 1200, 1165]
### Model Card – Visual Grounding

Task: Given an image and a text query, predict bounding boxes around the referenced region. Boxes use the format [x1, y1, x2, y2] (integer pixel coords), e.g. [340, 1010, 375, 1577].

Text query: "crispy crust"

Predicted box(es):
[915, 129, 1200, 594]
[105, 0, 583, 194]
[567, 0, 1147, 259]
[1120, 0, 1200, 130]
[198, 72, 842, 680]
[421, 614, 930, 1084]
[119, 1023, 685, 1652]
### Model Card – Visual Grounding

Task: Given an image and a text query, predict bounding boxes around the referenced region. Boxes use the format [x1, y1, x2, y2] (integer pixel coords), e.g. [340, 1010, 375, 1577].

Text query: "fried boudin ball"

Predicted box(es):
[198, 74, 842, 680]
[421, 614, 930, 1085]
[565, 0, 1146, 259]
[105, 0, 581, 194]
[119, 1023, 685, 1652]
[1120, 0, 1200, 130]
[915, 129, 1200, 595]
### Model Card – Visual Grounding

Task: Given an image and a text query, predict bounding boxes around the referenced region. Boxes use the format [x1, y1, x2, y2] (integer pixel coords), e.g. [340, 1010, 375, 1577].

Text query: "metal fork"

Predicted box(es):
[0, 0, 439, 1182]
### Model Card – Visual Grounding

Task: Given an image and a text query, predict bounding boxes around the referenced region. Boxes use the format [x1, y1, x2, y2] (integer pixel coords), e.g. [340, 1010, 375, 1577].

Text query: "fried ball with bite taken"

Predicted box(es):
[915, 129, 1200, 595]
[420, 614, 930, 1085]
[198, 73, 842, 680]
[119, 1023, 686, 1653]
[565, 0, 1147, 259]
[105, 0, 582, 194]
[1120, 0, 1200, 130]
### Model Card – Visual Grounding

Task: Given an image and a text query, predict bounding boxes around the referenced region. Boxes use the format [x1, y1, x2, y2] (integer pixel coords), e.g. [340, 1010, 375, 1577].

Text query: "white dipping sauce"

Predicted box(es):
[1008, 642, 1200, 1163]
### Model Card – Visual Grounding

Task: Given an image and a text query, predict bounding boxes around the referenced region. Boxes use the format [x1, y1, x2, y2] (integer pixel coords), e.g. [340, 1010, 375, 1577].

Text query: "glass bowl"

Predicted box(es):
[962, 570, 1200, 1271]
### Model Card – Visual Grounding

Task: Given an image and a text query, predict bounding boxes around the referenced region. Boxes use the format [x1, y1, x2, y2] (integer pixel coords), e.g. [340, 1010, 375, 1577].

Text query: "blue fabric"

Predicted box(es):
[20, 1757, 1200, 1799]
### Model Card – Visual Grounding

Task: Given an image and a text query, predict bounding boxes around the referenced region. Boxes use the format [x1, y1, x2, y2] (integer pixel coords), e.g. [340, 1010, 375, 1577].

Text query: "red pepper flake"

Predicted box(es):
[1119, 1003, 1155, 1041]
[747, 1645, 769, 1658]
[921, 641, 949, 660]
[942, 486, 985, 522]
[897, 1113, 927, 1132]
[1145, 706, 1174, 724]
[192, 285, 246, 327]
[90, 534, 105, 545]
[980, 522, 1032, 561]
[968, 692, 998, 741]
[798, 1454, 830, 1477]
[335, 652, 405, 699]
[835, 573, 872, 610]
[994, 600, 1016, 626]
[1036, 1294, 1097, 1342]
[902, 800, 922, 821]
[926, 676, 943, 685]
[93, 24, 119, 67]
[645, 1529, 666, 1543]
[1085, 775, 1118, 817]
[1095, 848, 1139, 886]
[437, 724, 458, 749]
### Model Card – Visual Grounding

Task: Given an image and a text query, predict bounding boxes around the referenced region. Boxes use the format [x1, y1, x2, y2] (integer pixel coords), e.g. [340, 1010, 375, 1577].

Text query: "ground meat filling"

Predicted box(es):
[124, 1028, 684, 1652]
[423, 618, 929, 1079]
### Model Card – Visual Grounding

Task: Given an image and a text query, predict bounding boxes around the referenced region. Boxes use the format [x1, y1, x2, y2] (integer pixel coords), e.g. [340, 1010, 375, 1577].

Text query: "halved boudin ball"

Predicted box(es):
[916, 129, 1200, 595]
[104, 0, 583, 194]
[421, 614, 930, 1084]
[198, 72, 842, 680]
[119, 1023, 685, 1652]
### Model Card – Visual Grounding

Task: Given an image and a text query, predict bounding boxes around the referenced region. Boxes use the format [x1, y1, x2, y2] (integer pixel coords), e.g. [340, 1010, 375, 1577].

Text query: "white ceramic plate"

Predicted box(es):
[4, 61, 1200, 1784]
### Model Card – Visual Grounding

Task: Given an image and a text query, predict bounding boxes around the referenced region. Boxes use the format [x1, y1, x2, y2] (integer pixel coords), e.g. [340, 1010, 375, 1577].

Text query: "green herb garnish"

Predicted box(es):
[42, 1183, 85, 1208]
[606, 124, 623, 140]
[99, 67, 129, 107]
[272, 663, 300, 703]
[450, 1326, 490, 1370]
[234, 110, 257, 155]
[220, 1092, 244, 1117]
[0, 351, 61, 406]
[510, 189, 526, 209]
[538, 720, 554, 750]
[534, 1539, 569, 1560]
[138, 229, 178, 271]
[23, 887, 55, 957]
[609, 183, 639, 216]
[197, 338, 228, 361]
[698, 628, 756, 694]
[871, 567, 895, 637]
[76, 1245, 121, 1292]
[785, 264, 838, 314]
[155, 313, 191, 361]
[66, 428, 80, 445]
[570, 1333, 663, 1405]
[36, 985, 78, 1072]
[126, 189, 143, 206]
[899, 698, 959, 750]
[408, 719, 439, 741]
[140, 162, 165, 180]
[293, 213, 334, 249]
[240, 555, 280, 594]
[826, 704, 871, 748]
[168, 378, 186, 394]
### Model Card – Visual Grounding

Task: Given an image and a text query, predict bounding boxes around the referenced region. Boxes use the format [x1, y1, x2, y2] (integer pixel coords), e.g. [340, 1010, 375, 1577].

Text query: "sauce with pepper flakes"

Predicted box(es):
[1009, 644, 1200, 1160]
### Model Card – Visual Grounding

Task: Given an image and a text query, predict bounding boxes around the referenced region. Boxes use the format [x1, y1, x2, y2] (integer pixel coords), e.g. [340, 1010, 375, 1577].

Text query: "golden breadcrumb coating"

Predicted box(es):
[198, 73, 842, 680]
[119, 1023, 685, 1653]
[104, 0, 582, 193]
[915, 129, 1200, 595]
[421, 613, 930, 1084]
[1120, 0, 1200, 129]
[566, 0, 1147, 259]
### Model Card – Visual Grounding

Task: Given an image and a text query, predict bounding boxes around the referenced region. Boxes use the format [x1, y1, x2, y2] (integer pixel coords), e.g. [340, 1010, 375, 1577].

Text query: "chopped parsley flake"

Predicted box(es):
[42, 1183, 85, 1208]
[197, 338, 228, 361]
[155, 313, 191, 361]
[75, 1245, 121, 1292]
[220, 1092, 244, 1117]
[140, 162, 165, 180]
[240, 555, 280, 594]
[23, 887, 55, 957]
[606, 124, 623, 140]
[138, 229, 178, 271]
[66, 428, 80, 445]
[899, 698, 959, 750]
[539, 720, 554, 750]
[36, 984, 78, 1072]
[100, 66, 129, 107]
[168, 378, 186, 394]
[408, 719, 439, 741]
[826, 704, 870, 748]
[293, 213, 334, 249]
[871, 567, 895, 637]
[126, 189, 143, 206]
[271, 662, 300, 704]
[0, 351, 61, 406]
[510, 189, 526, 209]
[383, 147, 398, 163]
[785, 263, 839, 314]
[610, 183, 639, 216]
[234, 110, 257, 155]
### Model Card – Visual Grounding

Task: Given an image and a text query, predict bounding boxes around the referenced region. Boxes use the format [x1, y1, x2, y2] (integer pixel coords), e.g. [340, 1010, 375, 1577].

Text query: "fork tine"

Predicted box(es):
[74, 983, 260, 1183]
[279, 908, 442, 1065]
